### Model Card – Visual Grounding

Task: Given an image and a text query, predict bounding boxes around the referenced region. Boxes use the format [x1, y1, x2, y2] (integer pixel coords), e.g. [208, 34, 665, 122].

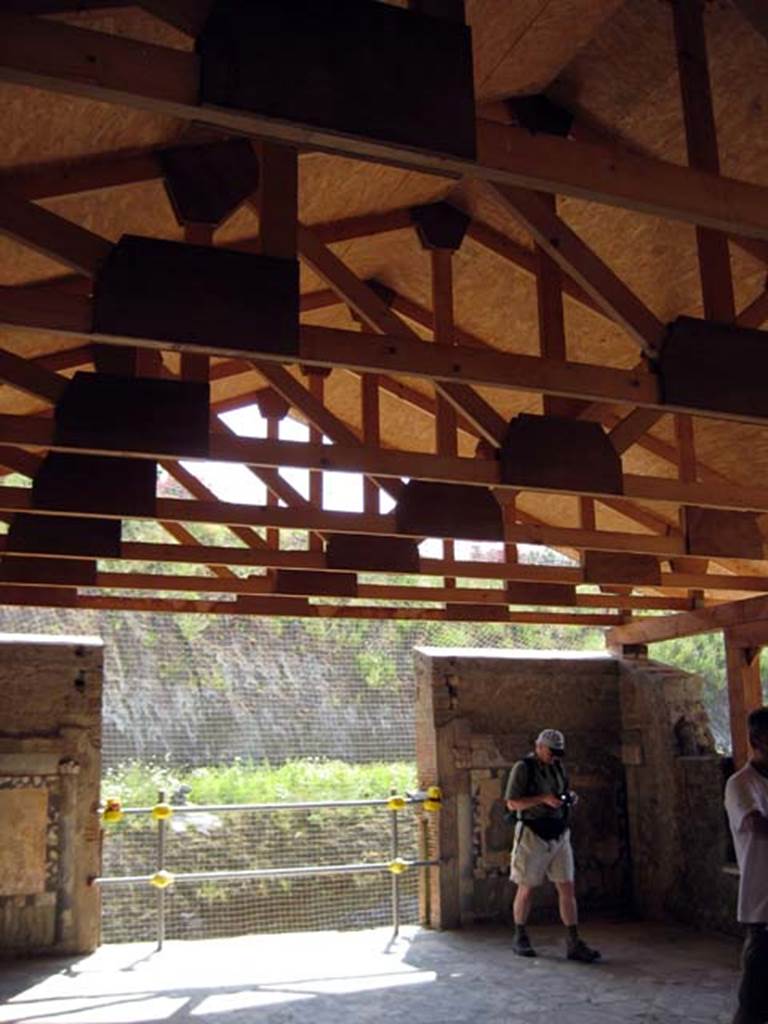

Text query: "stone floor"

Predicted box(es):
[0, 921, 743, 1024]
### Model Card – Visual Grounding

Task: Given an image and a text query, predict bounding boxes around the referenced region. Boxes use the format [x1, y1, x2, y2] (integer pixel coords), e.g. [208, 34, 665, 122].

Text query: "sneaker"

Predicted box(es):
[512, 932, 537, 958]
[566, 938, 601, 963]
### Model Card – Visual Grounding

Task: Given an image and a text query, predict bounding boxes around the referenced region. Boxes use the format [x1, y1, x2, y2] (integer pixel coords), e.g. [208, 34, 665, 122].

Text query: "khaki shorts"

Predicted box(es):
[510, 822, 574, 887]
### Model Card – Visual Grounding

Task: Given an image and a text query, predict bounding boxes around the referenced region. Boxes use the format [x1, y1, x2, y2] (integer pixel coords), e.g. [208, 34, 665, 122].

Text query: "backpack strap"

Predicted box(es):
[516, 754, 538, 822]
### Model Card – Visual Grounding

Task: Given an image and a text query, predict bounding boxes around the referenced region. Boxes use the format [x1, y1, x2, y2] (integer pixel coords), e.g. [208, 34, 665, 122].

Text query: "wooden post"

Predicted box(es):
[256, 142, 298, 261]
[673, 0, 735, 324]
[535, 194, 572, 417]
[308, 371, 326, 551]
[724, 635, 763, 768]
[362, 373, 380, 515]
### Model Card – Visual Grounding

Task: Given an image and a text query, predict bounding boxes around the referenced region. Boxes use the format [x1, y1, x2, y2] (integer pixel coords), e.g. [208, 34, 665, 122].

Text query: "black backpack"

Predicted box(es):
[502, 754, 569, 827]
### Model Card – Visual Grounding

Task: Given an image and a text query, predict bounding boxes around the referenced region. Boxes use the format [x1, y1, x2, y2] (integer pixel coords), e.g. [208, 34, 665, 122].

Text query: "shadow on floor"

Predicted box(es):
[0, 920, 743, 1024]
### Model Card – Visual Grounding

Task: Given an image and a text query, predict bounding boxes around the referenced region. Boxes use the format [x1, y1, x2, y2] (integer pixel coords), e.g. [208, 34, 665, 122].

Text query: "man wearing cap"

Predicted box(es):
[504, 728, 601, 962]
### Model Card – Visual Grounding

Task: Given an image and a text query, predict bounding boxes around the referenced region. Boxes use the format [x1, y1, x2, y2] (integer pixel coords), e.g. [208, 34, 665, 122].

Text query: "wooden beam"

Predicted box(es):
[137, 0, 213, 36]
[608, 591, 768, 647]
[0, 193, 112, 275]
[6, 289, 768, 432]
[534, 194, 571, 417]
[674, 413, 697, 484]
[8, 416, 768, 519]
[2, 529, 765, 594]
[490, 185, 666, 356]
[724, 638, 763, 768]
[361, 372, 380, 515]
[0, 486, 742, 562]
[736, 285, 768, 329]
[430, 249, 459, 456]
[254, 143, 297, 259]
[732, 0, 768, 45]
[608, 408, 665, 456]
[36, 567, 694, 611]
[0, 584, 626, 623]
[3, 14, 768, 238]
[0, 348, 67, 403]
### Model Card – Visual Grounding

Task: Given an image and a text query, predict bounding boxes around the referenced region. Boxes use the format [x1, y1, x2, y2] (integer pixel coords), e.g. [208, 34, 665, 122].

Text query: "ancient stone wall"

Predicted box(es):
[415, 649, 630, 928]
[618, 655, 739, 934]
[0, 634, 103, 955]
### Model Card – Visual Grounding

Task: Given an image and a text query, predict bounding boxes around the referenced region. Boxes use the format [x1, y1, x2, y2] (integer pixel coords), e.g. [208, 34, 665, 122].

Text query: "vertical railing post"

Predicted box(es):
[390, 791, 400, 940]
[156, 788, 167, 951]
[418, 812, 430, 927]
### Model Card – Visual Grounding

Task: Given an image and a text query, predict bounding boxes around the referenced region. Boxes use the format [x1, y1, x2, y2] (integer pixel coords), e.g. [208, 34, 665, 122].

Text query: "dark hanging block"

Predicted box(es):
[395, 481, 504, 541]
[411, 203, 470, 252]
[660, 317, 768, 419]
[407, 0, 466, 23]
[33, 453, 157, 518]
[197, 0, 476, 158]
[54, 372, 210, 458]
[94, 235, 299, 358]
[91, 343, 138, 377]
[500, 414, 623, 494]
[6, 513, 121, 558]
[159, 139, 260, 227]
[683, 506, 764, 559]
[273, 569, 358, 598]
[326, 534, 420, 573]
[506, 582, 577, 606]
[506, 95, 574, 137]
[0, 555, 97, 587]
[583, 551, 661, 587]
[253, 388, 291, 421]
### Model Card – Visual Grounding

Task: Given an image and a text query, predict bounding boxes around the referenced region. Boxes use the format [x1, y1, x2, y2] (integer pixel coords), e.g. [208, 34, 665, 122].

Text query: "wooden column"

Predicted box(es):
[431, 248, 458, 583]
[673, 0, 730, 604]
[413, 203, 469, 588]
[306, 370, 327, 551]
[724, 635, 763, 768]
[362, 372, 380, 515]
[181, 224, 213, 383]
[673, 0, 735, 324]
[535, 194, 572, 417]
[256, 143, 298, 261]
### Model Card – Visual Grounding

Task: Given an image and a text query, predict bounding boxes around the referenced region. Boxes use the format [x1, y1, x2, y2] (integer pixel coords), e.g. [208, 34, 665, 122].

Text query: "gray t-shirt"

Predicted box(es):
[504, 755, 568, 825]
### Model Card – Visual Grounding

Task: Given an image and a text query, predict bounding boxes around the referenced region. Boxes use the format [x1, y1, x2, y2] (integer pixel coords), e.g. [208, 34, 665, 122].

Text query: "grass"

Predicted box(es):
[102, 758, 418, 807]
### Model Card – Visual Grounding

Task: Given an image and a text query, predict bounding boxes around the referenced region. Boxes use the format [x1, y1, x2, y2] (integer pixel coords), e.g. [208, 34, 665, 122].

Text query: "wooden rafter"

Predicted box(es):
[490, 186, 665, 356]
[0, 193, 112, 275]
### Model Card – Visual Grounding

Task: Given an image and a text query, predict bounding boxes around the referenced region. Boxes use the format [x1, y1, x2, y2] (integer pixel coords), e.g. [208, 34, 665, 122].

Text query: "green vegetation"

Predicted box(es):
[103, 758, 418, 807]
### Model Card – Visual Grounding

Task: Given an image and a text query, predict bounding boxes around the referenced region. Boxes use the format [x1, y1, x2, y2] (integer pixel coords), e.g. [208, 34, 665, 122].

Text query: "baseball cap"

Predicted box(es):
[536, 729, 565, 755]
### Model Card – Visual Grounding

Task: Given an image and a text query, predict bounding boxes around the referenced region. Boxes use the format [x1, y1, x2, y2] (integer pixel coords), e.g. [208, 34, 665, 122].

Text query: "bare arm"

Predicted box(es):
[507, 793, 562, 812]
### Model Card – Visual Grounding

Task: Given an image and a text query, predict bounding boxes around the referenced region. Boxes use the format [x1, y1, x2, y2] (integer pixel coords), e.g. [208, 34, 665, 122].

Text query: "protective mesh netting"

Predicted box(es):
[0, 604, 603, 942]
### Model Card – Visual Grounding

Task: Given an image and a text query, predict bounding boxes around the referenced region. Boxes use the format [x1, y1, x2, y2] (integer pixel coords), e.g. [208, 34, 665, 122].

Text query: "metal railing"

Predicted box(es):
[96, 788, 441, 949]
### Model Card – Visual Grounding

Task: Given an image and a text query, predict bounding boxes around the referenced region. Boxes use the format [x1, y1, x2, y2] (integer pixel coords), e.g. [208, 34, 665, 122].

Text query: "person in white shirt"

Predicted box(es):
[724, 706, 768, 1024]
